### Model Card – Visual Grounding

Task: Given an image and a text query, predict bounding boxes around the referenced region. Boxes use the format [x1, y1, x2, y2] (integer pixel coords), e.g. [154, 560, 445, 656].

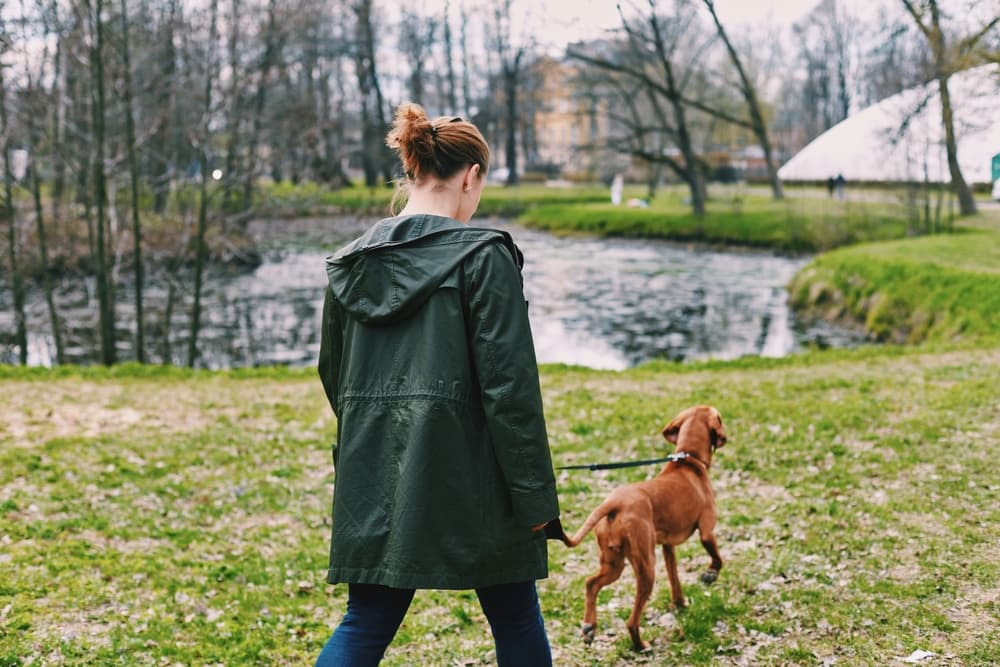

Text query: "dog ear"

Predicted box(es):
[661, 418, 682, 444]
[710, 412, 728, 449]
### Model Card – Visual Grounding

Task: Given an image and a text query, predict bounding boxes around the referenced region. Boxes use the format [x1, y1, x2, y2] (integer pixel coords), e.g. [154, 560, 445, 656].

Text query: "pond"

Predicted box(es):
[0, 217, 865, 370]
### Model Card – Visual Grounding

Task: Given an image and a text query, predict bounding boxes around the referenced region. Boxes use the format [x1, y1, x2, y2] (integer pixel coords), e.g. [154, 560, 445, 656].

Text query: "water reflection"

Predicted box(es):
[513, 227, 861, 369]
[0, 218, 865, 369]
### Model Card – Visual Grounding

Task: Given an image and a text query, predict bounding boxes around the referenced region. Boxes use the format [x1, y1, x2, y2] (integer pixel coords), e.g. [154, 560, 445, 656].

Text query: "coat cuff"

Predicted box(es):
[510, 482, 560, 526]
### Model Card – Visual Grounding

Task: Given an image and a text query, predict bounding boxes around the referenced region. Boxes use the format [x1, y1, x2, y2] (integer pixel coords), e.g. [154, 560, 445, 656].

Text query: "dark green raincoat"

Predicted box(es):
[318, 214, 560, 590]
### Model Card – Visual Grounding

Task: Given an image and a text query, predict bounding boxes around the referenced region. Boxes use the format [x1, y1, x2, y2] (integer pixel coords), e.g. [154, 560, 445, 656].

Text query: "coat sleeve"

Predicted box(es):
[466, 242, 560, 527]
[318, 285, 342, 418]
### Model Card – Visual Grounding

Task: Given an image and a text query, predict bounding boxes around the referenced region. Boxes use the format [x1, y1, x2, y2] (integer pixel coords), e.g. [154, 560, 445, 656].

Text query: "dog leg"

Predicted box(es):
[662, 544, 686, 609]
[699, 531, 723, 584]
[582, 539, 625, 643]
[695, 510, 723, 584]
[625, 544, 656, 652]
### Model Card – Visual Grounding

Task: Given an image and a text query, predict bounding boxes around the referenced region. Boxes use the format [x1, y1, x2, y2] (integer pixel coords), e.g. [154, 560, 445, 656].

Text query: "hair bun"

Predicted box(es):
[386, 102, 436, 178]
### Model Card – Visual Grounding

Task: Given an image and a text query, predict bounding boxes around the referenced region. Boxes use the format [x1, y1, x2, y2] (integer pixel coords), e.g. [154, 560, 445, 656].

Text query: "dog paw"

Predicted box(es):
[581, 623, 595, 644]
[633, 640, 652, 653]
[701, 568, 719, 584]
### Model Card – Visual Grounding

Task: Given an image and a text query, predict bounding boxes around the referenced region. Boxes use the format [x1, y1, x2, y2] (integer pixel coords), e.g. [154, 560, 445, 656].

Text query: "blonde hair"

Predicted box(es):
[385, 102, 490, 213]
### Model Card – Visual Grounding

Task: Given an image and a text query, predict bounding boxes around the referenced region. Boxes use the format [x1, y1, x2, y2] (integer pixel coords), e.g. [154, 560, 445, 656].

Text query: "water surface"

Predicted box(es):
[0, 218, 864, 369]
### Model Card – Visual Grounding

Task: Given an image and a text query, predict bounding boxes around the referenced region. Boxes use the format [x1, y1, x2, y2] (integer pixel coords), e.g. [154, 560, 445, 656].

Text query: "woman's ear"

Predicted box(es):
[463, 163, 481, 192]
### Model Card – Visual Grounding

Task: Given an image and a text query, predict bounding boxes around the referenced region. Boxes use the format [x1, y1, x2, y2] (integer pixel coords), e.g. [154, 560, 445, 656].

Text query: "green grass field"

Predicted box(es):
[2, 346, 999, 665]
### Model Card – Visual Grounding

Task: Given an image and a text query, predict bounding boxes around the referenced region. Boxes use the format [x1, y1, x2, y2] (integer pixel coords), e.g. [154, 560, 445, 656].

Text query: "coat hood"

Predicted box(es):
[326, 214, 520, 325]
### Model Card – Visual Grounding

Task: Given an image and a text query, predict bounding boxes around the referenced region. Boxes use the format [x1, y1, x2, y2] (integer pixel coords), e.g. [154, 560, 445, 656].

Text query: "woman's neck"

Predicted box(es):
[398, 186, 462, 220]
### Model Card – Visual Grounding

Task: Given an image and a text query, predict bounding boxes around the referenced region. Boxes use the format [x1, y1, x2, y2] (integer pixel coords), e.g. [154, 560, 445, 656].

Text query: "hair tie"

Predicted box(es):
[430, 126, 438, 139]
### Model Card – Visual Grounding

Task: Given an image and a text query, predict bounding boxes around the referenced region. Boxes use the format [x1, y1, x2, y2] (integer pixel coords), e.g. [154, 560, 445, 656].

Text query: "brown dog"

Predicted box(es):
[557, 405, 727, 651]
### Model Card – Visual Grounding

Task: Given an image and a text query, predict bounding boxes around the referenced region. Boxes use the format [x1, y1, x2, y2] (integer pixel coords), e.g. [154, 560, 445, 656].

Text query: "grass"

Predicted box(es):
[789, 210, 1000, 344]
[254, 181, 617, 218]
[516, 190, 912, 252]
[2, 346, 999, 665]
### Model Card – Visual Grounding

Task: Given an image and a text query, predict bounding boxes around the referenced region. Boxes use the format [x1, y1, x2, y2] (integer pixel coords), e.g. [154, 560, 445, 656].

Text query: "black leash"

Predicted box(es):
[557, 452, 694, 472]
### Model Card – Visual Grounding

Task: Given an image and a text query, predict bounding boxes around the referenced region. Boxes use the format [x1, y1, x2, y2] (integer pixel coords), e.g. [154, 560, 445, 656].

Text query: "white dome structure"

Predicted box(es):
[778, 65, 1000, 184]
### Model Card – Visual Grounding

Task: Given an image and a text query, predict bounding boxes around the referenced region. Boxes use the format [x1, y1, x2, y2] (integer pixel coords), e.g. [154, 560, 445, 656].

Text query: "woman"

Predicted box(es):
[315, 102, 560, 666]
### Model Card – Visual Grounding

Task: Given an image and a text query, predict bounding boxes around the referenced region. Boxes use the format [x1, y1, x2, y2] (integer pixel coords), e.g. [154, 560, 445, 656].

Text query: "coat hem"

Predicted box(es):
[326, 563, 549, 590]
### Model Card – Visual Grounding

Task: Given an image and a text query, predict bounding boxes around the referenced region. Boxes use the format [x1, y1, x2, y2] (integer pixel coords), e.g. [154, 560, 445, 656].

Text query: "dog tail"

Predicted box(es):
[558, 497, 620, 548]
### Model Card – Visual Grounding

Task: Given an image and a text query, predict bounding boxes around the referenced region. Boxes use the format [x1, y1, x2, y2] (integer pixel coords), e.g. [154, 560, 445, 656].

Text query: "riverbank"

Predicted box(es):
[8, 209, 263, 281]
[259, 182, 919, 253]
[516, 193, 914, 253]
[3, 345, 999, 665]
[789, 209, 1000, 344]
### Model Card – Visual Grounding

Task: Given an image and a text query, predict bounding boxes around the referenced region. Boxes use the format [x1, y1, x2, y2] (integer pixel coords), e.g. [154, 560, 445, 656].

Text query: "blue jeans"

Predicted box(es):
[314, 581, 552, 667]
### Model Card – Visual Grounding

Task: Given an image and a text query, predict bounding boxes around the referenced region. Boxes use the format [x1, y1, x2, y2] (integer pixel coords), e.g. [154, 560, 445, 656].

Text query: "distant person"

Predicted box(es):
[610, 173, 624, 205]
[826, 176, 836, 197]
[314, 102, 560, 667]
[834, 173, 846, 199]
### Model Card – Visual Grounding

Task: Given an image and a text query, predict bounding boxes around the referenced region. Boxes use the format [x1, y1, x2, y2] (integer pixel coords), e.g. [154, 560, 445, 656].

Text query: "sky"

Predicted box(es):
[486, 0, 833, 52]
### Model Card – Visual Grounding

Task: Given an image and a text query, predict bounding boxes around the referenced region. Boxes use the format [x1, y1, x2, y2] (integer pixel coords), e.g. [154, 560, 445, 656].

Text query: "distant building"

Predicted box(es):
[530, 56, 616, 179]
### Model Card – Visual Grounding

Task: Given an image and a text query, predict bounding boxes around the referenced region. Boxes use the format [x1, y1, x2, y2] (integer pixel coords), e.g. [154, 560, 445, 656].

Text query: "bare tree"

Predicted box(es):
[490, 0, 529, 186]
[353, 0, 391, 187]
[1, 20, 28, 365]
[791, 0, 855, 140]
[859, 8, 934, 107]
[460, 1, 473, 117]
[570, 0, 709, 216]
[443, 1, 458, 112]
[18, 0, 65, 364]
[149, 0, 179, 213]
[188, 0, 220, 368]
[900, 0, 997, 216]
[702, 0, 784, 199]
[119, 0, 145, 362]
[221, 0, 242, 212]
[88, 0, 116, 365]
[242, 0, 281, 210]
[46, 0, 68, 225]
[400, 10, 437, 106]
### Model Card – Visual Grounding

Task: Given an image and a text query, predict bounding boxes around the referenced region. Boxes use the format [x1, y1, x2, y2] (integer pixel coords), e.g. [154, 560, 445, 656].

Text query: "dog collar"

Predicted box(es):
[668, 451, 710, 470]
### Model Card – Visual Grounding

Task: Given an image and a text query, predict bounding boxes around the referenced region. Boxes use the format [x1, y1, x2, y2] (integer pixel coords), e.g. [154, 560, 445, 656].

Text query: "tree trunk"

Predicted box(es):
[444, 1, 458, 112]
[502, 51, 523, 186]
[91, 0, 116, 365]
[702, 0, 784, 200]
[935, 73, 976, 216]
[927, 1, 976, 216]
[902, 0, 977, 216]
[120, 0, 146, 363]
[647, 11, 705, 218]
[50, 7, 67, 224]
[0, 59, 27, 365]
[459, 2, 472, 117]
[29, 154, 65, 365]
[151, 0, 178, 214]
[222, 0, 242, 213]
[189, 0, 220, 368]
[242, 0, 279, 211]
[354, 0, 390, 187]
